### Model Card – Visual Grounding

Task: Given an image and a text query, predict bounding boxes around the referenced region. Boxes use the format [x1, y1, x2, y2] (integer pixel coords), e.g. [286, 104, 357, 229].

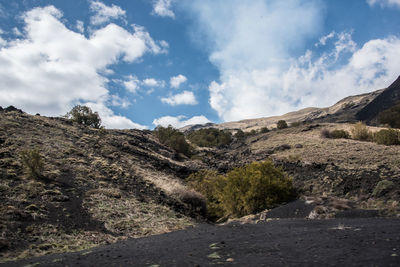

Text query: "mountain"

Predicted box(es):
[356, 75, 400, 124]
[182, 88, 384, 133]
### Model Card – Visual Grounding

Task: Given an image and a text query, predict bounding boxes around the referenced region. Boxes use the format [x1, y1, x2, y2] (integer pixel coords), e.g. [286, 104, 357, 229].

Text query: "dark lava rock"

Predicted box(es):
[357, 75, 400, 124]
[294, 144, 303, 148]
[4, 106, 23, 113]
[274, 144, 291, 152]
[266, 200, 315, 219]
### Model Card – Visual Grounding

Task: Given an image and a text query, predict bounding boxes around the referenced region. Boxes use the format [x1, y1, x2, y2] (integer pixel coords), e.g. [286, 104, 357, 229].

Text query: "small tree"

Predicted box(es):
[277, 120, 288, 129]
[66, 105, 102, 128]
[153, 125, 191, 156]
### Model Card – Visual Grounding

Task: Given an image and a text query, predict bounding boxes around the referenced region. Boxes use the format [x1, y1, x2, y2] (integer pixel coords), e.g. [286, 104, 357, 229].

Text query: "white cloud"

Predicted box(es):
[120, 76, 165, 94]
[184, 0, 400, 122]
[143, 78, 165, 87]
[367, 0, 400, 8]
[76, 20, 84, 33]
[170, 74, 187, 89]
[0, 6, 164, 129]
[86, 102, 147, 129]
[152, 0, 175, 18]
[122, 75, 140, 93]
[153, 115, 210, 128]
[161, 91, 198, 106]
[316, 31, 335, 47]
[90, 1, 126, 25]
[110, 95, 131, 108]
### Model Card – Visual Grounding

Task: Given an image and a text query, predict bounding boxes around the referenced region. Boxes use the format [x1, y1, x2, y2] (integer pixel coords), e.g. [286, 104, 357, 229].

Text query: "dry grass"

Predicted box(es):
[251, 123, 400, 172]
[83, 186, 193, 237]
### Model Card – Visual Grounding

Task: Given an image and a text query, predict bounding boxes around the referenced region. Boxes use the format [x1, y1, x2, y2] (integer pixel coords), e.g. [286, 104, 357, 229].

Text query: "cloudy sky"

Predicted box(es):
[0, 0, 399, 129]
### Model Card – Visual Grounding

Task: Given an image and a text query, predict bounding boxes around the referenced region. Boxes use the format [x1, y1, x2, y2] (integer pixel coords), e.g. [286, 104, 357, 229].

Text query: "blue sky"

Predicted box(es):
[0, 0, 399, 129]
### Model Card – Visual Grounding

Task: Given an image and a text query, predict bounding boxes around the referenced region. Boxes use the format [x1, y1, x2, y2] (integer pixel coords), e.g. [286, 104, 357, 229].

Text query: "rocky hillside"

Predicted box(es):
[189, 122, 400, 220]
[357, 75, 400, 124]
[0, 108, 206, 262]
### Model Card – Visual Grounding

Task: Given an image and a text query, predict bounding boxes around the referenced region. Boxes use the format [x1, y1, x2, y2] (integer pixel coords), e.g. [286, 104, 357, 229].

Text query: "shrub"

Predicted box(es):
[277, 120, 288, 129]
[187, 170, 225, 221]
[378, 103, 400, 128]
[187, 161, 295, 220]
[320, 129, 331, 138]
[171, 187, 207, 216]
[321, 129, 349, 139]
[260, 127, 269, 133]
[330, 129, 350, 139]
[234, 129, 245, 140]
[153, 125, 191, 156]
[65, 105, 102, 128]
[374, 129, 400, 146]
[220, 161, 294, 217]
[351, 122, 372, 141]
[290, 121, 302, 127]
[187, 128, 232, 148]
[20, 149, 44, 179]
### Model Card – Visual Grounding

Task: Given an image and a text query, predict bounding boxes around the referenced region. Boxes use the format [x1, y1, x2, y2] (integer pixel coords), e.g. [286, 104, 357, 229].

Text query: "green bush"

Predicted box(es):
[351, 122, 372, 141]
[234, 129, 245, 140]
[374, 129, 400, 146]
[187, 128, 232, 148]
[65, 105, 102, 128]
[153, 125, 191, 156]
[187, 170, 225, 221]
[378, 103, 400, 128]
[260, 127, 269, 133]
[187, 161, 295, 220]
[20, 149, 44, 179]
[277, 120, 288, 129]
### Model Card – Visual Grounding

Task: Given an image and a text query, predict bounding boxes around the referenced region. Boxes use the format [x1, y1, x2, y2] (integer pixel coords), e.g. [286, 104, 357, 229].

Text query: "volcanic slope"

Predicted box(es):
[0, 108, 204, 262]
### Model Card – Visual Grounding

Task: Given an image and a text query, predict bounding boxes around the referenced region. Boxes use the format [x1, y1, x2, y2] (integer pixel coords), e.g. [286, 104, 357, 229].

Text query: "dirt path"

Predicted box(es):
[3, 218, 400, 267]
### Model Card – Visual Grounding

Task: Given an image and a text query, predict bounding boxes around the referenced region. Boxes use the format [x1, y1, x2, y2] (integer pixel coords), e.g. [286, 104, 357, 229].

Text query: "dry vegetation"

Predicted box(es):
[0, 110, 200, 262]
[1, 106, 400, 263]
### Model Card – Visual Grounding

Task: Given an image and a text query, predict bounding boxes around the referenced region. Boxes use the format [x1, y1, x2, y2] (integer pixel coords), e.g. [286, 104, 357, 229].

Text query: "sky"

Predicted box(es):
[0, 0, 399, 129]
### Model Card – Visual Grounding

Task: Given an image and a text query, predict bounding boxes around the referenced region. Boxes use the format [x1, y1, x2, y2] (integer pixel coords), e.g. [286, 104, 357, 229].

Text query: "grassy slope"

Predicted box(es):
[0, 111, 201, 262]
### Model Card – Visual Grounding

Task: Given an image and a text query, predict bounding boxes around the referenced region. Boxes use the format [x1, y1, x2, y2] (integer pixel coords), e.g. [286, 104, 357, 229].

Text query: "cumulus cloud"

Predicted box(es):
[152, 0, 175, 18]
[86, 102, 147, 129]
[161, 91, 198, 106]
[76, 20, 84, 33]
[143, 78, 165, 87]
[122, 75, 140, 93]
[184, 0, 400, 122]
[0, 5, 164, 129]
[153, 115, 210, 128]
[170, 74, 187, 89]
[120, 75, 165, 94]
[366, 0, 400, 8]
[90, 1, 126, 25]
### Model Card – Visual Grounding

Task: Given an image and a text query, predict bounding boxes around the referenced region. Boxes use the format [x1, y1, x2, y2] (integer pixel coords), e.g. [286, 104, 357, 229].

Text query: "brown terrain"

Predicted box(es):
[1, 76, 400, 266]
